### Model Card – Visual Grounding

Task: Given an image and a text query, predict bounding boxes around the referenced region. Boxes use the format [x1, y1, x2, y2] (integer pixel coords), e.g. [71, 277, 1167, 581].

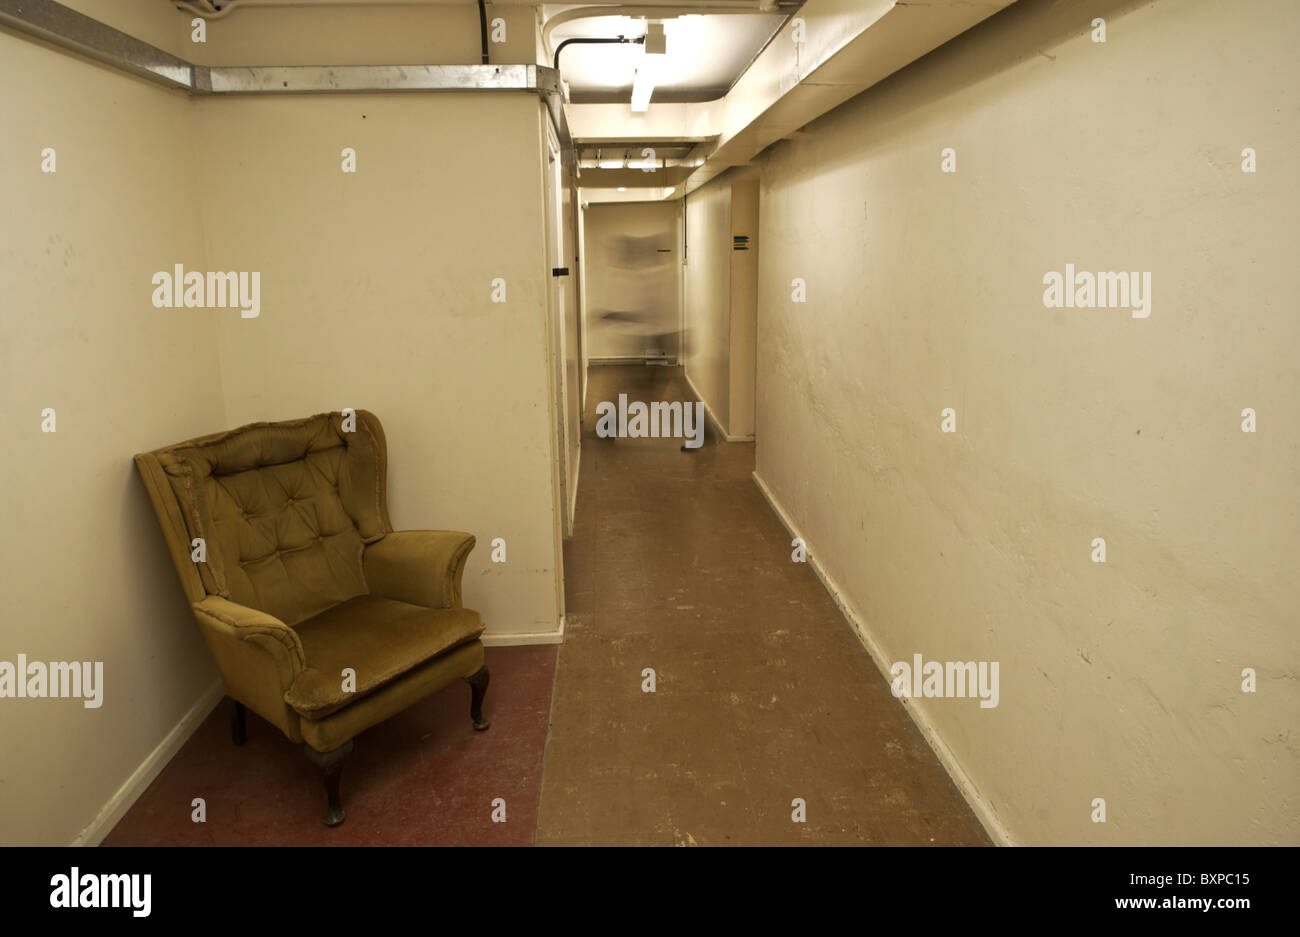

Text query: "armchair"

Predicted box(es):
[134, 410, 490, 826]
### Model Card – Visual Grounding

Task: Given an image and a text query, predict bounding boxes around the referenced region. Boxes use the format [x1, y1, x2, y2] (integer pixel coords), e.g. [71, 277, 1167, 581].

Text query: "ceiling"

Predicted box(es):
[551, 13, 787, 104]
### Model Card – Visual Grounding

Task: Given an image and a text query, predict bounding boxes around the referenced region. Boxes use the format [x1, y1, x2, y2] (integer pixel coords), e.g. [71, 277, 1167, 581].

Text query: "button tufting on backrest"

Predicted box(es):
[158, 411, 388, 627]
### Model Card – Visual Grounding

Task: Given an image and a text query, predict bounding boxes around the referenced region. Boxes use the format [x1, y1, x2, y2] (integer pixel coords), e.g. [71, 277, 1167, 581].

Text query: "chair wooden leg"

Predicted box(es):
[230, 700, 246, 746]
[466, 665, 491, 731]
[303, 740, 354, 827]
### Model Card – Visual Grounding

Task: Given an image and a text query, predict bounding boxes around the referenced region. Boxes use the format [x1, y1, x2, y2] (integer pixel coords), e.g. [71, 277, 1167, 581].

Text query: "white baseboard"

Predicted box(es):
[482, 617, 565, 647]
[74, 678, 225, 847]
[681, 369, 750, 443]
[589, 355, 678, 366]
[750, 470, 1015, 847]
[74, 614, 563, 846]
[567, 443, 581, 533]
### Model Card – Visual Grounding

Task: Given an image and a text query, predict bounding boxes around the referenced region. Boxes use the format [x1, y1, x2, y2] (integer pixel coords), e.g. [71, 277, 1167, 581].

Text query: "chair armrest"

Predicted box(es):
[192, 595, 306, 685]
[363, 530, 476, 609]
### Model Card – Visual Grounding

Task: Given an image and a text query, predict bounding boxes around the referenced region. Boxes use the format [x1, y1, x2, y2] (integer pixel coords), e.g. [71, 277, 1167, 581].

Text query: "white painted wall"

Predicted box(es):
[194, 92, 562, 641]
[0, 35, 225, 846]
[754, 0, 1299, 845]
[1, 1, 567, 845]
[557, 125, 583, 534]
[728, 177, 759, 439]
[577, 200, 590, 395]
[683, 170, 759, 439]
[683, 179, 732, 423]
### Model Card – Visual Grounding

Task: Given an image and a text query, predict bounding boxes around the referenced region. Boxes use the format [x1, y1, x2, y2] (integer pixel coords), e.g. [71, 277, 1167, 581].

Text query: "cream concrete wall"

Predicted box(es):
[582, 201, 681, 360]
[0, 35, 224, 845]
[755, 0, 1299, 845]
[193, 92, 562, 639]
[683, 178, 731, 423]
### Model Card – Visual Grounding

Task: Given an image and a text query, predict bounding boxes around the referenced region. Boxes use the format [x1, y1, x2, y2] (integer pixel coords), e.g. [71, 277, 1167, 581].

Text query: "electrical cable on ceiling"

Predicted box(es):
[477, 0, 489, 65]
[553, 35, 645, 73]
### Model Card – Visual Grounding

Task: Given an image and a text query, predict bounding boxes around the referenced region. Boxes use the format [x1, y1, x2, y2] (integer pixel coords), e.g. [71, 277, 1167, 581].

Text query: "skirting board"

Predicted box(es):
[482, 616, 565, 647]
[75, 617, 564, 845]
[589, 355, 678, 366]
[750, 470, 1015, 847]
[682, 369, 755, 444]
[74, 678, 225, 846]
[567, 443, 581, 534]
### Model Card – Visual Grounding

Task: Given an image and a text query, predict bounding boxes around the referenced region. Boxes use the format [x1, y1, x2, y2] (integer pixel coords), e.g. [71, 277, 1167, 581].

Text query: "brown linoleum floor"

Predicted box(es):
[535, 364, 990, 845]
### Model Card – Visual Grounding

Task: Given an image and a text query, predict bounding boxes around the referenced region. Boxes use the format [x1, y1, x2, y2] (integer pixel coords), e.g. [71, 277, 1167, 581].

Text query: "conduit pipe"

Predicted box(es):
[477, 0, 489, 64]
[552, 34, 643, 72]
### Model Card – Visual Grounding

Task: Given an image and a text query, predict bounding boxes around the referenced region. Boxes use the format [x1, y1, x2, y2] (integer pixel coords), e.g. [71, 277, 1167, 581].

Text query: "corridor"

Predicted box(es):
[3, 0, 1292, 866]
[537, 365, 987, 844]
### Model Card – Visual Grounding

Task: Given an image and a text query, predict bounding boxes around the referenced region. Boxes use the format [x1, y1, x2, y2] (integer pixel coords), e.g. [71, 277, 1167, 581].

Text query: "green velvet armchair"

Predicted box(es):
[134, 410, 490, 826]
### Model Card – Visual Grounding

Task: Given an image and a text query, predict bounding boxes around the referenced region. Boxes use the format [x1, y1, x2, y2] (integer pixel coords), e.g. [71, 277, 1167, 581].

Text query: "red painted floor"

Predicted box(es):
[104, 645, 557, 845]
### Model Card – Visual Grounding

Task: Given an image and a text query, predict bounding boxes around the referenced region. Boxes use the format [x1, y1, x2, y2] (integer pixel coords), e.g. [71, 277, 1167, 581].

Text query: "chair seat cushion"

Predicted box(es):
[284, 595, 485, 719]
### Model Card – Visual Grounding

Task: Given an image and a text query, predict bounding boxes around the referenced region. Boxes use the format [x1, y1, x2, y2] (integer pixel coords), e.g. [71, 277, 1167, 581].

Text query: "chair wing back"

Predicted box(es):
[135, 410, 393, 626]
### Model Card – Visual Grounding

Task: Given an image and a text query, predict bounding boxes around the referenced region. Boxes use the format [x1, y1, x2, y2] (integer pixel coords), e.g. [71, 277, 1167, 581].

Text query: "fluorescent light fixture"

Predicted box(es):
[598, 160, 624, 169]
[617, 186, 627, 192]
[630, 61, 656, 113]
[663, 16, 705, 60]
